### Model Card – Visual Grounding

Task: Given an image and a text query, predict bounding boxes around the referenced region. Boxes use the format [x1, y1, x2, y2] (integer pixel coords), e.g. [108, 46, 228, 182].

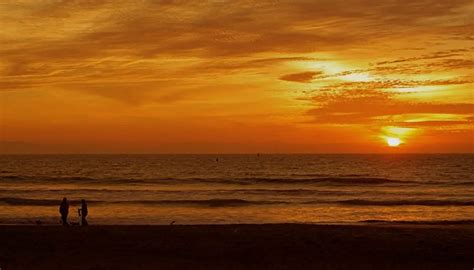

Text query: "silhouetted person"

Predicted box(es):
[79, 199, 88, 226]
[59, 197, 69, 226]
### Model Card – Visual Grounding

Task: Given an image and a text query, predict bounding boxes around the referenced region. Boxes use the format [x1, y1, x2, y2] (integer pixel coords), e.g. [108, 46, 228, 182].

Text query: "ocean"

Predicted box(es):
[0, 154, 473, 225]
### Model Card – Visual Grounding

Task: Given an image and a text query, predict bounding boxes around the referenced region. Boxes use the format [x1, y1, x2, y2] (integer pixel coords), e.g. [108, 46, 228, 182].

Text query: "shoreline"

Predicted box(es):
[1, 219, 473, 226]
[1, 223, 473, 269]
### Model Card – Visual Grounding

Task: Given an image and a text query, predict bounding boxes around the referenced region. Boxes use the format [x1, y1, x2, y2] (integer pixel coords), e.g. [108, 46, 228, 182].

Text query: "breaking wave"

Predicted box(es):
[0, 175, 417, 186]
[336, 199, 474, 206]
[2, 197, 474, 207]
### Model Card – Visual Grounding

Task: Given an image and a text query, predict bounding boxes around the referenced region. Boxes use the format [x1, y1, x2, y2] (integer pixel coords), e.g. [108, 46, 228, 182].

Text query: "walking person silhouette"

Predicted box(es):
[59, 197, 69, 226]
[79, 199, 88, 226]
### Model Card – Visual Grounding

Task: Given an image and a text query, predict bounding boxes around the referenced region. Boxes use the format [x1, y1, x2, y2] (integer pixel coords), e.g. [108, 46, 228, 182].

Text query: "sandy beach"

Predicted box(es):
[1, 223, 473, 270]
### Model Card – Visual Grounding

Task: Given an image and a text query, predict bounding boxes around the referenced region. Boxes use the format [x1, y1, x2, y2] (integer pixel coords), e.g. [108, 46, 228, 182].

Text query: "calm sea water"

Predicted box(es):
[0, 154, 473, 224]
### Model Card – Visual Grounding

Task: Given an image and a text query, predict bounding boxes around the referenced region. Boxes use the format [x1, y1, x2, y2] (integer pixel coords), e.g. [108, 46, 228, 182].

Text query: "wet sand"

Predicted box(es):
[0, 223, 473, 270]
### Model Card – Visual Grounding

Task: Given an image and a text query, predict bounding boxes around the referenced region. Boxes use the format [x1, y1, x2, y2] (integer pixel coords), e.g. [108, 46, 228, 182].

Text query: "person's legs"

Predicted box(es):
[81, 216, 88, 226]
[61, 215, 68, 226]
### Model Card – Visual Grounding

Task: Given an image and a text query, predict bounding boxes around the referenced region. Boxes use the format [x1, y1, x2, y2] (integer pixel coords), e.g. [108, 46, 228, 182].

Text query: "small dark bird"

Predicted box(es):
[170, 220, 176, 225]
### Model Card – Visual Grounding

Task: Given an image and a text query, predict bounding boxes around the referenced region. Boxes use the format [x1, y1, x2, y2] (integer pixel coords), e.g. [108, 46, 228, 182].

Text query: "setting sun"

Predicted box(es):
[386, 137, 402, 147]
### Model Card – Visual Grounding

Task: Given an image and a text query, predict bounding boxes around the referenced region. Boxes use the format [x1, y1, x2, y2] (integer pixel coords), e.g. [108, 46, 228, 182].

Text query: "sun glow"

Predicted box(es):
[386, 137, 401, 147]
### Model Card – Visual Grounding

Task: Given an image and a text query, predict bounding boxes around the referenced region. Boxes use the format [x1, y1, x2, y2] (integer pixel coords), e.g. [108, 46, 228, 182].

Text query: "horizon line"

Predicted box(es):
[1, 152, 473, 155]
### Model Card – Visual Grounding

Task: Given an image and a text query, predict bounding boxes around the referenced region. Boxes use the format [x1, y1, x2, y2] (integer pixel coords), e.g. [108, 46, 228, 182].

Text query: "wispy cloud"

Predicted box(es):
[280, 71, 324, 83]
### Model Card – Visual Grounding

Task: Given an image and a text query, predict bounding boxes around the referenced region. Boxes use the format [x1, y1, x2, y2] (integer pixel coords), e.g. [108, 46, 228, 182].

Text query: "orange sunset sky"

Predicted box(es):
[0, 0, 473, 153]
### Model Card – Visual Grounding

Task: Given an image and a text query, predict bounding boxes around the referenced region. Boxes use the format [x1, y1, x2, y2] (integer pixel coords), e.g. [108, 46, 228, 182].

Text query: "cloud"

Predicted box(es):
[307, 84, 474, 126]
[375, 48, 471, 65]
[279, 71, 324, 83]
[1, 1, 472, 87]
[371, 48, 474, 75]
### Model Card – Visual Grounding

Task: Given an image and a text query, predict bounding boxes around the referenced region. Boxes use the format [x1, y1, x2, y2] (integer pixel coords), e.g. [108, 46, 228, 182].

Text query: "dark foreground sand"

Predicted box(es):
[0, 223, 473, 270]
